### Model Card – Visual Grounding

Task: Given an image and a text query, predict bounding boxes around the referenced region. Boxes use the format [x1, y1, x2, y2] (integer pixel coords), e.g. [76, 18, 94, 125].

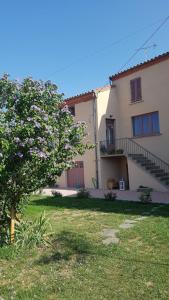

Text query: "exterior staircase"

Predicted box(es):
[100, 138, 169, 189]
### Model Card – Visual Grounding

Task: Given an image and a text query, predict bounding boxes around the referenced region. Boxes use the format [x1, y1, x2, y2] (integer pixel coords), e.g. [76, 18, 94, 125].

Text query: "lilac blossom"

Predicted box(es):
[43, 115, 48, 121]
[13, 96, 18, 102]
[64, 144, 71, 150]
[14, 137, 20, 143]
[19, 142, 25, 147]
[37, 137, 46, 143]
[29, 147, 48, 159]
[61, 105, 70, 113]
[26, 138, 34, 145]
[37, 151, 48, 159]
[72, 123, 82, 129]
[16, 152, 23, 158]
[27, 117, 32, 122]
[34, 121, 41, 129]
[30, 105, 42, 112]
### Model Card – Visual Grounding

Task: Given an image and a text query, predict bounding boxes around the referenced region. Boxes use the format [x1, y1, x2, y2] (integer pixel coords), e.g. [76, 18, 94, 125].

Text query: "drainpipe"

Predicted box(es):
[92, 93, 99, 189]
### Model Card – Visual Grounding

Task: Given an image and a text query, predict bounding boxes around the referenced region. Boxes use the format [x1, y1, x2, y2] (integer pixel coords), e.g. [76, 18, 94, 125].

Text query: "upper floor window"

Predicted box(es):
[69, 106, 75, 116]
[132, 111, 160, 137]
[130, 77, 142, 102]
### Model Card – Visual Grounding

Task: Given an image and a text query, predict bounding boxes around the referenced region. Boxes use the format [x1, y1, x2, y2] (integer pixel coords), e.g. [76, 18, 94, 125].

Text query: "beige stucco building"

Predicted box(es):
[59, 52, 169, 192]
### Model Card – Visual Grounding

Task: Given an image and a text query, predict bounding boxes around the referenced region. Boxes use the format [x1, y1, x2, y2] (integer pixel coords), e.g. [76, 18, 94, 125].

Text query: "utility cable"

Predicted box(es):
[118, 15, 169, 72]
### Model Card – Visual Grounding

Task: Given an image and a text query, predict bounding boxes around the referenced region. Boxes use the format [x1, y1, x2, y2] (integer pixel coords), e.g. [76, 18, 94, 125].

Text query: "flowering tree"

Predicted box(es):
[0, 75, 90, 243]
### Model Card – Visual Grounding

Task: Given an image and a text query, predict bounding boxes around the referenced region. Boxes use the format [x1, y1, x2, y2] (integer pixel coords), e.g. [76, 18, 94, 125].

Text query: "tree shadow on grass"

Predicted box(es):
[37, 230, 169, 268]
[31, 196, 169, 218]
[37, 230, 94, 265]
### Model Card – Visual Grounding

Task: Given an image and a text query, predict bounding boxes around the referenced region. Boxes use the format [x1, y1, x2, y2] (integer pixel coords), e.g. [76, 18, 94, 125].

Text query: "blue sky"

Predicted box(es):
[0, 0, 169, 98]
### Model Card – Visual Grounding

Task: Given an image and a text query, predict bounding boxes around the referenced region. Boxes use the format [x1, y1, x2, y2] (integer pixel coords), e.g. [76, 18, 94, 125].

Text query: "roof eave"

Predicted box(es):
[109, 52, 169, 82]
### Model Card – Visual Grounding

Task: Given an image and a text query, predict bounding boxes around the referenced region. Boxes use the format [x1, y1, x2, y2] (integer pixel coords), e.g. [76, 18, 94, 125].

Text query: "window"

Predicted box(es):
[130, 77, 142, 102]
[132, 112, 160, 137]
[69, 106, 75, 116]
[106, 119, 115, 145]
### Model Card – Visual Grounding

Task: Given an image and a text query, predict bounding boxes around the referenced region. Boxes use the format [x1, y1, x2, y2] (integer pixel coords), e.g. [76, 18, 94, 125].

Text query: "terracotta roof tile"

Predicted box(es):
[65, 90, 96, 105]
[109, 52, 169, 82]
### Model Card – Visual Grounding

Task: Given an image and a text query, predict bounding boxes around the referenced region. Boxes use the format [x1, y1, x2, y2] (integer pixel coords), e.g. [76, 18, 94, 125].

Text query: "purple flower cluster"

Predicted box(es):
[34, 121, 41, 129]
[14, 137, 20, 143]
[64, 144, 72, 150]
[38, 151, 48, 159]
[29, 147, 48, 159]
[30, 105, 42, 112]
[14, 137, 25, 147]
[25, 138, 34, 145]
[27, 117, 32, 122]
[61, 105, 70, 114]
[37, 137, 46, 144]
[43, 115, 48, 121]
[16, 152, 23, 158]
[13, 96, 19, 103]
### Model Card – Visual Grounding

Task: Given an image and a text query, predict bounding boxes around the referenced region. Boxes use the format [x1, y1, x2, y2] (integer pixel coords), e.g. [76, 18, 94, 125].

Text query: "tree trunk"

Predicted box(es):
[10, 206, 15, 243]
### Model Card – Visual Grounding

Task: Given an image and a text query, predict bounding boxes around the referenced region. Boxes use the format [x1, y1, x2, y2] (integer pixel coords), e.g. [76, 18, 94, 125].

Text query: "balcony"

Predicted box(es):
[100, 140, 125, 157]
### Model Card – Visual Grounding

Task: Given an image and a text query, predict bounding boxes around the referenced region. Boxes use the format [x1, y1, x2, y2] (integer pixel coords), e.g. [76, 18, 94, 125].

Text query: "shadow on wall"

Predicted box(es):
[31, 196, 169, 218]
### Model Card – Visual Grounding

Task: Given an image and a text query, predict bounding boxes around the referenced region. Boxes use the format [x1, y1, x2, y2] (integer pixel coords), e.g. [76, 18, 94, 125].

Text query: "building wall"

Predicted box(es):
[100, 158, 120, 188]
[128, 158, 168, 192]
[114, 59, 169, 163]
[100, 156, 128, 189]
[58, 98, 96, 188]
[59, 58, 169, 191]
[96, 87, 118, 188]
[97, 59, 169, 191]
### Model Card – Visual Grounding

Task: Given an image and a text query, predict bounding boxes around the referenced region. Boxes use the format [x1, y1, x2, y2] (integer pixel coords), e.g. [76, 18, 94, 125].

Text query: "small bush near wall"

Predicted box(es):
[104, 192, 117, 201]
[52, 191, 63, 198]
[137, 187, 153, 204]
[77, 188, 90, 199]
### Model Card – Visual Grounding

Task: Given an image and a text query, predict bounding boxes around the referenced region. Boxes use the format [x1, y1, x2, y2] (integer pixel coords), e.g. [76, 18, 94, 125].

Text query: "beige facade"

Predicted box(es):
[58, 52, 169, 192]
[59, 95, 96, 189]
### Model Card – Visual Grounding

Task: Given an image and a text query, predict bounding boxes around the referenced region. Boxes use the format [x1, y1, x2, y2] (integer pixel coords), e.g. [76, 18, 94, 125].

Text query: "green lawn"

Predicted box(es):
[0, 196, 169, 300]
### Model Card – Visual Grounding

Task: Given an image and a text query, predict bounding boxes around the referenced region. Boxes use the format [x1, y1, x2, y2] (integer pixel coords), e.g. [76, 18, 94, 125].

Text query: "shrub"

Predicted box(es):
[138, 188, 153, 203]
[104, 192, 117, 201]
[77, 188, 90, 199]
[115, 149, 124, 154]
[100, 144, 106, 154]
[15, 213, 51, 249]
[52, 191, 63, 198]
[92, 177, 97, 189]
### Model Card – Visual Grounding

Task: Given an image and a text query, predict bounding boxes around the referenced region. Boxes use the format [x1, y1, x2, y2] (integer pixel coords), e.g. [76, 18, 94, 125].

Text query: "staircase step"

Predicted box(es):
[136, 159, 151, 164]
[126, 142, 169, 188]
[141, 161, 156, 167]
[142, 163, 156, 168]
[129, 154, 144, 159]
[160, 176, 169, 181]
[152, 173, 166, 178]
[163, 181, 169, 185]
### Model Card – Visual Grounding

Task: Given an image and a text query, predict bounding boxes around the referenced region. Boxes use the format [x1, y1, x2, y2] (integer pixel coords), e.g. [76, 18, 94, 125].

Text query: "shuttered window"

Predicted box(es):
[130, 77, 142, 102]
[132, 112, 160, 137]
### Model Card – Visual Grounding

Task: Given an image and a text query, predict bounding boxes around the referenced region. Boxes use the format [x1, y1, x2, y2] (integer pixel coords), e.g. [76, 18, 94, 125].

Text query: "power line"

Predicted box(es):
[118, 15, 169, 72]
[46, 16, 166, 79]
[97, 16, 169, 95]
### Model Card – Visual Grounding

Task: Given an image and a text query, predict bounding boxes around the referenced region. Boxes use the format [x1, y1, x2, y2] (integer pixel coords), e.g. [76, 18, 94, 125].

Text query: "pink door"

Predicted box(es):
[67, 161, 84, 188]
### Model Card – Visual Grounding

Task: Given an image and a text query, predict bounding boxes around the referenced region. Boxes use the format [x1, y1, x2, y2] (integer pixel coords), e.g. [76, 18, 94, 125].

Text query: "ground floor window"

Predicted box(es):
[132, 111, 160, 137]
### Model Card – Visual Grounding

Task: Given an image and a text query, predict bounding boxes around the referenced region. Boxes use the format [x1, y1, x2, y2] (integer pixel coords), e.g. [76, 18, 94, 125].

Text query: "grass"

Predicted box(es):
[0, 195, 169, 300]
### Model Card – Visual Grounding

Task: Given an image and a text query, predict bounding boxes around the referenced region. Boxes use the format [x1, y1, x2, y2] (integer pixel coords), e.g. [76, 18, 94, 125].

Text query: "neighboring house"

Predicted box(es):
[59, 52, 169, 191]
